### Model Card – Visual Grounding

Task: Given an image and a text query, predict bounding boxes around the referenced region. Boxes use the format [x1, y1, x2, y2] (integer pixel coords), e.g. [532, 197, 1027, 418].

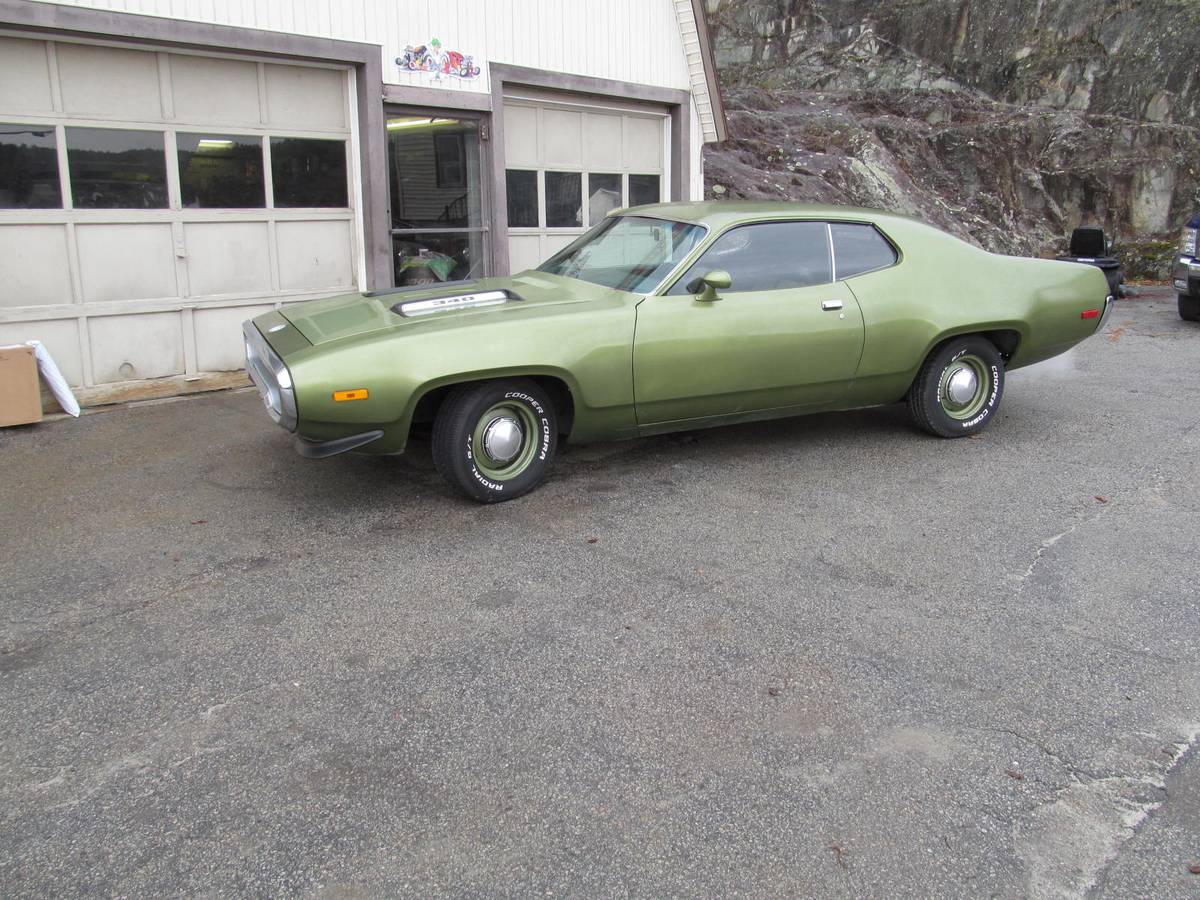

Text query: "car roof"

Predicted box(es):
[624, 200, 923, 230]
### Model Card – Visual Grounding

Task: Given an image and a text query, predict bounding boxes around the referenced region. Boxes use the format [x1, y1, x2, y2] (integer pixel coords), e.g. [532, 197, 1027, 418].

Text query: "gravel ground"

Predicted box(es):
[1, 287, 1198, 897]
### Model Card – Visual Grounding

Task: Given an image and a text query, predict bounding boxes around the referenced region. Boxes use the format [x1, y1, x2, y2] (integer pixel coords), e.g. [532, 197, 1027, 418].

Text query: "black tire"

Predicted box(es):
[1180, 293, 1200, 322]
[908, 336, 1005, 438]
[431, 378, 557, 503]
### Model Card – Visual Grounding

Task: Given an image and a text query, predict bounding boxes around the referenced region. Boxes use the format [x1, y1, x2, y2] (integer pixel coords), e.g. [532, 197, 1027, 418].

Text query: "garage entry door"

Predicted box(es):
[503, 94, 668, 274]
[0, 35, 358, 401]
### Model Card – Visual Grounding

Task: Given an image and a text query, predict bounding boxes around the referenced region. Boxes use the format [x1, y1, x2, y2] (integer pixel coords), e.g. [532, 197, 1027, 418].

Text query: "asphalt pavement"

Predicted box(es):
[2, 287, 1198, 897]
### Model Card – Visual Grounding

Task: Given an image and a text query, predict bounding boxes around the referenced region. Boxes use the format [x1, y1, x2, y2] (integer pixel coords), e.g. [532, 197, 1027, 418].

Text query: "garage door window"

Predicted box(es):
[0, 123, 61, 209]
[270, 137, 348, 208]
[177, 133, 265, 209]
[506, 170, 538, 228]
[629, 174, 661, 208]
[545, 171, 582, 228]
[66, 127, 168, 209]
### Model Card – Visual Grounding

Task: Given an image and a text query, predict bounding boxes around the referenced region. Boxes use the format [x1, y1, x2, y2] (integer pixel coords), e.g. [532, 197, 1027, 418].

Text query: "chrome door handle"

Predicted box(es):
[821, 300, 844, 311]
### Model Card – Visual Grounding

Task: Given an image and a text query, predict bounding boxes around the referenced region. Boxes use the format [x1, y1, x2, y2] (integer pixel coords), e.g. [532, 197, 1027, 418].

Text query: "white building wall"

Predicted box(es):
[38, 0, 698, 99]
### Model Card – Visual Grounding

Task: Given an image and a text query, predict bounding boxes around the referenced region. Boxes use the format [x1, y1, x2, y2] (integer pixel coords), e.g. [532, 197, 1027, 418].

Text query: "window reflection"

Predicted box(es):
[271, 137, 348, 208]
[545, 171, 582, 228]
[506, 169, 538, 228]
[66, 127, 167, 209]
[629, 173, 661, 207]
[387, 117, 481, 228]
[178, 133, 264, 208]
[0, 124, 61, 209]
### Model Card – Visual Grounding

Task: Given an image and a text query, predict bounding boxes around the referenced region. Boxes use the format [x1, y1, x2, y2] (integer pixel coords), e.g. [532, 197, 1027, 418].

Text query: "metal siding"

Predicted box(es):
[36, 0, 695, 93]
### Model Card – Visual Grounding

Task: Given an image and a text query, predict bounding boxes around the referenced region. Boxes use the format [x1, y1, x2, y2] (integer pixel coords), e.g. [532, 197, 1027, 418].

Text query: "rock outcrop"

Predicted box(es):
[703, 0, 1200, 271]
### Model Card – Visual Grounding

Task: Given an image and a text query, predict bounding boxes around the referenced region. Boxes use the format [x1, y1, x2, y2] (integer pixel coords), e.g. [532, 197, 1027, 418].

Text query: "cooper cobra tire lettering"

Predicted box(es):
[433, 378, 559, 503]
[908, 337, 1005, 439]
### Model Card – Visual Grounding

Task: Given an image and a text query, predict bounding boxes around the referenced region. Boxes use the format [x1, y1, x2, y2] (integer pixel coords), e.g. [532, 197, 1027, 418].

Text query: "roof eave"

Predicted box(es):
[689, 0, 729, 143]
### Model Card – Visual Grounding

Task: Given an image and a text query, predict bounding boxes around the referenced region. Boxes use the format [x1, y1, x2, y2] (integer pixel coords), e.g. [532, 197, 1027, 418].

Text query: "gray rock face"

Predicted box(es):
[704, 0, 1200, 268]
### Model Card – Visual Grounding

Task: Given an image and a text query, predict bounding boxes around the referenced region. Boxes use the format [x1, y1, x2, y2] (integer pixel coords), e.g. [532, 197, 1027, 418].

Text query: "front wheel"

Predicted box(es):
[432, 378, 558, 503]
[908, 336, 1005, 438]
[1180, 293, 1200, 322]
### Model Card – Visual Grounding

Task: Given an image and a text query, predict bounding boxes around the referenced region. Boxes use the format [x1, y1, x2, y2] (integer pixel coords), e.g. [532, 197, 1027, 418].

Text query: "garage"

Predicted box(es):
[0, 34, 359, 401]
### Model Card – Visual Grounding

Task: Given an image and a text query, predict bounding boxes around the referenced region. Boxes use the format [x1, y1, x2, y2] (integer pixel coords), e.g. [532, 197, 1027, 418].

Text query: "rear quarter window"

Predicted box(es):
[831, 223, 898, 280]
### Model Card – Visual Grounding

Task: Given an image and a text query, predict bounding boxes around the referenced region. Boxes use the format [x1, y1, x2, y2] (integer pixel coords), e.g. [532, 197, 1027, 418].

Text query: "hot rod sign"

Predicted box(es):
[397, 37, 480, 80]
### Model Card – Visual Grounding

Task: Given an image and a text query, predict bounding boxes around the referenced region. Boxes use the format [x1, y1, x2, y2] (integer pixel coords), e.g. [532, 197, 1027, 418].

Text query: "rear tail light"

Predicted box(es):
[1081, 309, 1100, 319]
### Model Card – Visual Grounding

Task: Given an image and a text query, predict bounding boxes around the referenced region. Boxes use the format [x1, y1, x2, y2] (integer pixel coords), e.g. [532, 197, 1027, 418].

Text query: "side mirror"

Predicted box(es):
[688, 269, 732, 302]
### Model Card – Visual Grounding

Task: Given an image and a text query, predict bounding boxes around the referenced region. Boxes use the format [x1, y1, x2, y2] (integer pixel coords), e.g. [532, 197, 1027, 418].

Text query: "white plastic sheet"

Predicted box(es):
[26, 340, 81, 417]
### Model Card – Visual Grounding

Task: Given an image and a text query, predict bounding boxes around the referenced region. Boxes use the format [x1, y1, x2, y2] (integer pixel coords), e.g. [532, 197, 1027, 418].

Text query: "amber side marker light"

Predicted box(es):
[333, 389, 369, 402]
[1081, 309, 1100, 319]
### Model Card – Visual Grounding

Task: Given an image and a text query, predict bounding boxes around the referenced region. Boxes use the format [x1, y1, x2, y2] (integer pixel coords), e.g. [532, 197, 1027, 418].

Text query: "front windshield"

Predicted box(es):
[537, 215, 706, 293]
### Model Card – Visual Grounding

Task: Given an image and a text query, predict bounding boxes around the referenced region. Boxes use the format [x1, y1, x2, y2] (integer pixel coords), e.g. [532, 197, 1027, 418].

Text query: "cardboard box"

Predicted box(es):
[0, 344, 42, 427]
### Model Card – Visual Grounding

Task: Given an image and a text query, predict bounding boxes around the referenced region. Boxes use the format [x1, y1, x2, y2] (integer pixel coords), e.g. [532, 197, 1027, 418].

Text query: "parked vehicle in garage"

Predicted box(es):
[244, 202, 1114, 502]
[1174, 212, 1200, 322]
[1056, 225, 1124, 299]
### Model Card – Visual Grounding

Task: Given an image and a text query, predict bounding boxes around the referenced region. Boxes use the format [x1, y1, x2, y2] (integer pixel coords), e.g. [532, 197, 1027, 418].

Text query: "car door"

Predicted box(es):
[633, 220, 865, 426]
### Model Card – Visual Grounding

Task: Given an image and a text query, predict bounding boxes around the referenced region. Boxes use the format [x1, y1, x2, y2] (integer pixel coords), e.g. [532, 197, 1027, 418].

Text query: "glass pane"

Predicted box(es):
[629, 173, 660, 207]
[0, 123, 61, 209]
[539, 215, 706, 293]
[66, 127, 167, 209]
[387, 116, 482, 228]
[545, 171, 582, 228]
[506, 169, 538, 228]
[270, 137, 348, 208]
[831, 222, 897, 279]
[587, 173, 621, 226]
[669, 221, 831, 294]
[394, 232, 486, 285]
[177, 133, 264, 208]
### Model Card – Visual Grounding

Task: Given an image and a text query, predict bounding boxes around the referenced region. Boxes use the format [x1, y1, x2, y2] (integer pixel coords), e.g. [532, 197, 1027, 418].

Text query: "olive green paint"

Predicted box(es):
[251, 202, 1110, 455]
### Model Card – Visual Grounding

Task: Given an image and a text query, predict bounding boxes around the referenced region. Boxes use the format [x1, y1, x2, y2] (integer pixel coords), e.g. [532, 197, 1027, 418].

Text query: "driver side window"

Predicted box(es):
[667, 220, 832, 294]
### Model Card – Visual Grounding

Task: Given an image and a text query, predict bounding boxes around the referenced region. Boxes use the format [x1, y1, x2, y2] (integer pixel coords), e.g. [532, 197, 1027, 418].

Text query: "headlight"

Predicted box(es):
[242, 320, 297, 432]
[1181, 227, 1198, 257]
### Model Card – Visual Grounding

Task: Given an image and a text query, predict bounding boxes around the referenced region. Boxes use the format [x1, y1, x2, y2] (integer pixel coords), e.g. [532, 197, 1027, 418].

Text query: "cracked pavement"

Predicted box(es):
[1, 287, 1198, 896]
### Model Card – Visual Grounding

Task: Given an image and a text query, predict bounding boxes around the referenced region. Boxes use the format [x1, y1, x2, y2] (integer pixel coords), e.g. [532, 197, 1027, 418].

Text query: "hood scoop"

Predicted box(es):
[393, 288, 523, 317]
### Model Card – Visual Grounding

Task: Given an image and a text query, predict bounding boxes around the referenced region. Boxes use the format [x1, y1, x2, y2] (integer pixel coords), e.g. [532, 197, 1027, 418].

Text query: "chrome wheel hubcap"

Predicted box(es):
[482, 415, 523, 464]
[946, 367, 979, 406]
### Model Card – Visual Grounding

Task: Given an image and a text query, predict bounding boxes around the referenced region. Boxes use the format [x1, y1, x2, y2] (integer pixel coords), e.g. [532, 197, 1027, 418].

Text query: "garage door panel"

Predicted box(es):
[0, 37, 53, 113]
[508, 235, 544, 273]
[265, 65, 346, 130]
[88, 311, 183, 383]
[57, 44, 162, 120]
[624, 116, 663, 170]
[541, 108, 582, 167]
[76, 224, 178, 302]
[195, 304, 272, 372]
[276, 221, 353, 290]
[171, 55, 261, 125]
[185, 222, 272, 296]
[583, 114, 624, 169]
[0, 226, 74, 307]
[504, 104, 539, 167]
[0, 319, 83, 386]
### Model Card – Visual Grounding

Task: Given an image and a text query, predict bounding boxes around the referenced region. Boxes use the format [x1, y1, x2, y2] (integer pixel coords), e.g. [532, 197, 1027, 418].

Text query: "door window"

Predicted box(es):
[831, 222, 897, 279]
[668, 220, 832, 294]
[387, 114, 488, 284]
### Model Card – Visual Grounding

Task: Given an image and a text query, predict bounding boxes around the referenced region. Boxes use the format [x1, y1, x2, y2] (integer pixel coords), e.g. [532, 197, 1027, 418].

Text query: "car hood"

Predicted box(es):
[279, 272, 614, 346]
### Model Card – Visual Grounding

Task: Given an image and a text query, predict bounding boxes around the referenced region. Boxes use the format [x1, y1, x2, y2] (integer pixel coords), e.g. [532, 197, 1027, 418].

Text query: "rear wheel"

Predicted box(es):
[1180, 293, 1200, 322]
[432, 378, 557, 503]
[908, 336, 1005, 438]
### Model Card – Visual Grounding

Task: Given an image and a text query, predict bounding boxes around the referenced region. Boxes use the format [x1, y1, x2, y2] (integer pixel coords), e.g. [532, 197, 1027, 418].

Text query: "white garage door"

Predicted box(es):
[503, 94, 668, 274]
[0, 35, 358, 400]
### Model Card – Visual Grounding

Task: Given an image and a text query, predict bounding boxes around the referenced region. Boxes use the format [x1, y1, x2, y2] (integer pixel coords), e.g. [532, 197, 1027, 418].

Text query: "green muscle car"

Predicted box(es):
[243, 202, 1113, 502]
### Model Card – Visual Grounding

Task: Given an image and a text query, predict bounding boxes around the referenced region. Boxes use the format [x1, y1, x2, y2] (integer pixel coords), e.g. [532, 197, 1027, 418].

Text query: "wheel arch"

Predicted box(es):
[920, 325, 1025, 367]
[406, 369, 578, 441]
